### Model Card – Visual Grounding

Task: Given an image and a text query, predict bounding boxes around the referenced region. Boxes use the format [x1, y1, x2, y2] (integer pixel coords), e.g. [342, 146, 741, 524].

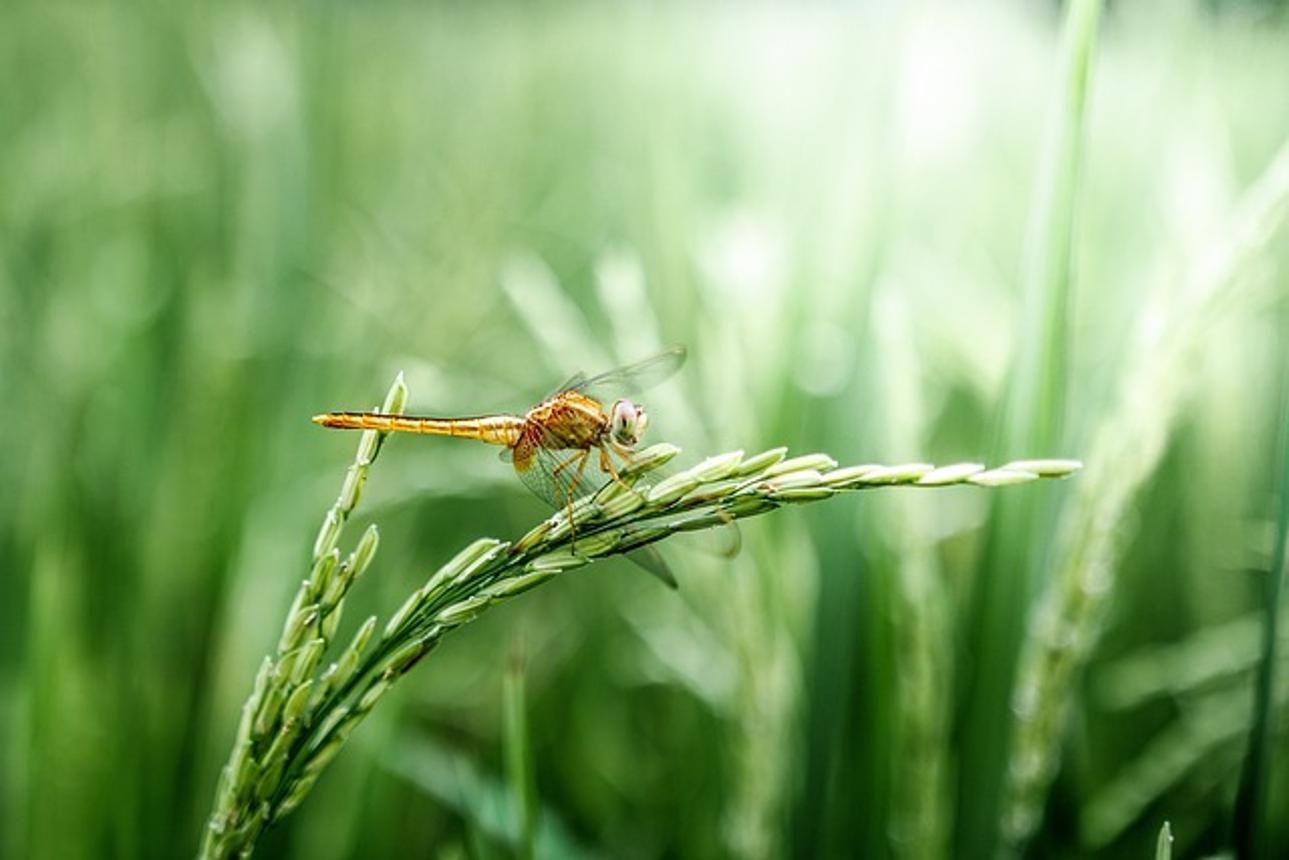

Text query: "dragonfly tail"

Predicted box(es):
[312, 412, 524, 445]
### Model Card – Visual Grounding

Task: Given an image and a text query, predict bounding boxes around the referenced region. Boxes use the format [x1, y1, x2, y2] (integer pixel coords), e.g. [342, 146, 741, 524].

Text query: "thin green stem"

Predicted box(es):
[1232, 311, 1289, 859]
[504, 652, 536, 860]
[958, 0, 1102, 852]
[201, 375, 1082, 858]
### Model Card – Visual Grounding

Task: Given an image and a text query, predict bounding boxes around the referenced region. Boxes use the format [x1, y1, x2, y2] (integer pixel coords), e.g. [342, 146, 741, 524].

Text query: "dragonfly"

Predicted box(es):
[313, 347, 691, 584]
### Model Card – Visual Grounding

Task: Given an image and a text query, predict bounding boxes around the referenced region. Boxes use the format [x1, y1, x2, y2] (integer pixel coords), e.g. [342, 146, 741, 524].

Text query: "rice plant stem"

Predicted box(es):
[1002, 135, 1289, 850]
[958, 0, 1102, 852]
[1232, 317, 1289, 858]
[278, 457, 1078, 843]
[201, 373, 1081, 859]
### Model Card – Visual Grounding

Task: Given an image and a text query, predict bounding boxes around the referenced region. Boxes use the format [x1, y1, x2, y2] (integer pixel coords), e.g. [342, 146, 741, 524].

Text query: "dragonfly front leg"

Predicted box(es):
[600, 443, 649, 505]
[599, 445, 635, 492]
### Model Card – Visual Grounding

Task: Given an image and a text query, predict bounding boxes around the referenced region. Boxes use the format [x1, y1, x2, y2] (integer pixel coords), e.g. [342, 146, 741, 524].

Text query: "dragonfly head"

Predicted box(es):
[609, 399, 649, 448]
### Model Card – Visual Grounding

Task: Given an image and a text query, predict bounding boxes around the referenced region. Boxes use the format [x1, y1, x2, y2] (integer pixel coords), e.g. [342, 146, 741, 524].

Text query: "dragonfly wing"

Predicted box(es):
[700, 517, 742, 559]
[628, 458, 743, 560]
[625, 546, 678, 589]
[509, 439, 680, 588]
[509, 437, 606, 510]
[543, 371, 588, 402]
[558, 346, 686, 400]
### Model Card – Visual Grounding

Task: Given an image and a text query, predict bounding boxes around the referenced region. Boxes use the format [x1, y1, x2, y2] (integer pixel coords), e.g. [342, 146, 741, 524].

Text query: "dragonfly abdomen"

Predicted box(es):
[312, 412, 524, 446]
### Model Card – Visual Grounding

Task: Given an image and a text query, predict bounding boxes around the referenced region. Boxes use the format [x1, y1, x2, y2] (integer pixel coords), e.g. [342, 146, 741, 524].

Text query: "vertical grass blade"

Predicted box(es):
[1004, 0, 1102, 458]
[955, 0, 1103, 855]
[1002, 135, 1289, 856]
[1232, 323, 1289, 859]
[1156, 821, 1173, 860]
[1003, 128, 1289, 858]
[873, 291, 950, 859]
[504, 650, 536, 860]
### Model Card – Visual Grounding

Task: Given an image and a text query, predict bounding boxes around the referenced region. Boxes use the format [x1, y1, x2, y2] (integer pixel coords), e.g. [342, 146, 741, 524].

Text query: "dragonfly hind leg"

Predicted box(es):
[551, 449, 592, 543]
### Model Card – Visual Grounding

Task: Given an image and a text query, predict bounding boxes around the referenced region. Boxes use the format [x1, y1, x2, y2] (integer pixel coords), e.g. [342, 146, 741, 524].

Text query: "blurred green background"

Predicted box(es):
[3, 1, 1288, 858]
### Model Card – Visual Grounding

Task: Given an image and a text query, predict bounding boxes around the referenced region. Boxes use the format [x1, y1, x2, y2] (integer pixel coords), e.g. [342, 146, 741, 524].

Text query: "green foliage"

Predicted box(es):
[201, 371, 1078, 856]
[959, 1, 1101, 851]
[1233, 301, 1289, 858]
[3, 2, 1289, 859]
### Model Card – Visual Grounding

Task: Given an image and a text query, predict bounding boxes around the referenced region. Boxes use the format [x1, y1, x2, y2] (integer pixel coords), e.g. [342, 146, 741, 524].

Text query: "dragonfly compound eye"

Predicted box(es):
[611, 400, 646, 446]
[633, 405, 649, 439]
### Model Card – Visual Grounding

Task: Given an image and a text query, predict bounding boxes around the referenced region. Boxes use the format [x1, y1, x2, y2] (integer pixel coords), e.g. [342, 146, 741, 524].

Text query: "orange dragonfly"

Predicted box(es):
[313, 346, 686, 549]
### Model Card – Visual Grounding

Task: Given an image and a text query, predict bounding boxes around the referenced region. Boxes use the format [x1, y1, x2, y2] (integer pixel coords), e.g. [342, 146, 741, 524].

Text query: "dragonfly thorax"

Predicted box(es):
[609, 399, 648, 449]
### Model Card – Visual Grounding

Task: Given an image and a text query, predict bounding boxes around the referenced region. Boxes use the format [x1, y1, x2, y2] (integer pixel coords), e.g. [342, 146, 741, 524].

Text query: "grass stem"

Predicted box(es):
[200, 376, 1081, 858]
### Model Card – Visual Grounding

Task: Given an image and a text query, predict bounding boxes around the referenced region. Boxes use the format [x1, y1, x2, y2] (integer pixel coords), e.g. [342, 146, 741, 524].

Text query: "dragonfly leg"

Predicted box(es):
[598, 445, 632, 491]
[550, 450, 585, 480]
[552, 449, 591, 543]
[568, 450, 592, 547]
[569, 448, 592, 488]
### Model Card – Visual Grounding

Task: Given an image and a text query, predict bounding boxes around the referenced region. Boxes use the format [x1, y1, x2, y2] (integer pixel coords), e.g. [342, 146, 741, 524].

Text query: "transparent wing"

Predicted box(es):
[625, 546, 678, 589]
[617, 455, 743, 560]
[544, 372, 587, 401]
[503, 437, 735, 590]
[503, 439, 607, 510]
[551, 346, 687, 401]
[505, 441, 678, 587]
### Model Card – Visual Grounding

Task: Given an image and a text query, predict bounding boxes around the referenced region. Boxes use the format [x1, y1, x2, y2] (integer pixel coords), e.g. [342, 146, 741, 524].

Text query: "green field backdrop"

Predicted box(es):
[2, 1, 1288, 858]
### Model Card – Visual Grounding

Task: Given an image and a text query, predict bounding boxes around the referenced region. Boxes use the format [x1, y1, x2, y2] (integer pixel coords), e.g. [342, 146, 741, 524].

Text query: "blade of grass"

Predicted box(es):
[201, 373, 1081, 857]
[1232, 308, 1289, 859]
[1157, 821, 1173, 860]
[874, 289, 950, 859]
[503, 646, 536, 860]
[1095, 610, 1286, 710]
[1082, 682, 1279, 848]
[1004, 135, 1289, 851]
[956, 0, 1103, 854]
[384, 734, 592, 860]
